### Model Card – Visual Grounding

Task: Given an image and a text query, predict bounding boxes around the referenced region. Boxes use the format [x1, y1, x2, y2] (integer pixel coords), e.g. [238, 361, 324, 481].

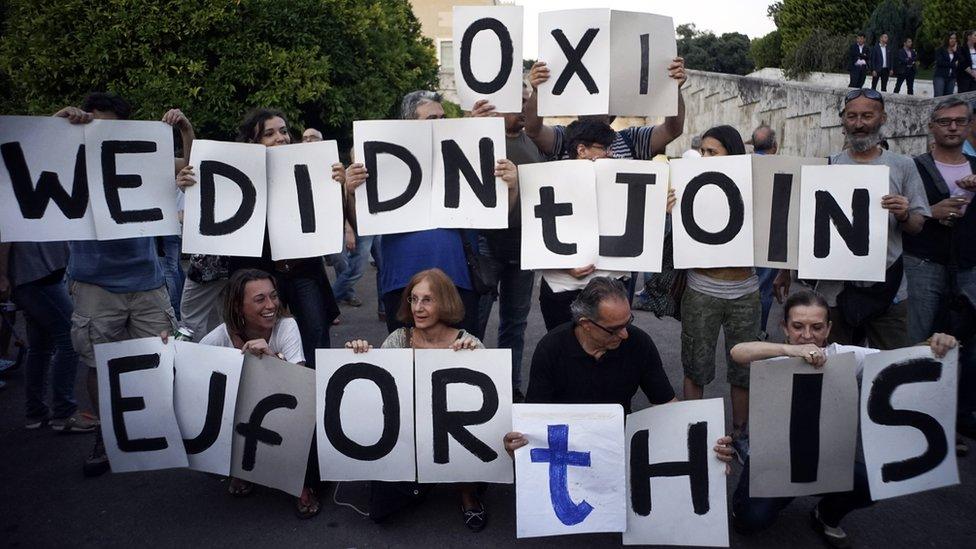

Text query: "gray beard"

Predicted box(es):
[846, 130, 881, 153]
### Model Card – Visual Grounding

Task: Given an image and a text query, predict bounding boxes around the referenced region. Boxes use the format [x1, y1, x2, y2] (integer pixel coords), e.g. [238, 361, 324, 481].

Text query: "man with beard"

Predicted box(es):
[775, 89, 929, 350]
[468, 84, 544, 402]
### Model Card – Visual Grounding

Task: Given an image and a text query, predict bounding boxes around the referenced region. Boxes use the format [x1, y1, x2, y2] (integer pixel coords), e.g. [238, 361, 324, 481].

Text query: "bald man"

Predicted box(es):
[302, 128, 323, 143]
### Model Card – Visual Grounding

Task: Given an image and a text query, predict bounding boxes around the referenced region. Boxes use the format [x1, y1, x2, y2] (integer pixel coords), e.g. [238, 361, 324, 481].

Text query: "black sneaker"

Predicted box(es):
[462, 501, 487, 532]
[83, 431, 110, 477]
[810, 504, 851, 548]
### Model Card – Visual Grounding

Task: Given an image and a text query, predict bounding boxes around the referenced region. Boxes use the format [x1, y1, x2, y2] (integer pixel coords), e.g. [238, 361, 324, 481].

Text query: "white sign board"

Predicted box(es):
[798, 165, 888, 282]
[519, 160, 599, 269]
[861, 346, 959, 500]
[172, 340, 244, 476]
[315, 349, 417, 482]
[608, 12, 678, 117]
[513, 403, 626, 538]
[623, 399, 729, 547]
[430, 117, 508, 229]
[266, 140, 344, 260]
[414, 349, 514, 483]
[594, 159, 669, 272]
[537, 9, 612, 116]
[453, 6, 525, 113]
[751, 155, 827, 270]
[183, 140, 267, 257]
[94, 338, 188, 473]
[671, 155, 755, 269]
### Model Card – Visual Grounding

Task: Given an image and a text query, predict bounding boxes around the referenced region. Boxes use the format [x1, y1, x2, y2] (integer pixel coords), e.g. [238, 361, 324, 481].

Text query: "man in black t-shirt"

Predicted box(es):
[503, 278, 734, 463]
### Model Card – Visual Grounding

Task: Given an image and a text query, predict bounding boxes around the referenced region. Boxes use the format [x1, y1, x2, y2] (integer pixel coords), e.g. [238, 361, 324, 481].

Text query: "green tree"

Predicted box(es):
[919, 0, 976, 58]
[777, 0, 880, 69]
[750, 30, 783, 69]
[0, 0, 438, 142]
[863, 0, 922, 49]
[677, 24, 755, 75]
[783, 29, 853, 78]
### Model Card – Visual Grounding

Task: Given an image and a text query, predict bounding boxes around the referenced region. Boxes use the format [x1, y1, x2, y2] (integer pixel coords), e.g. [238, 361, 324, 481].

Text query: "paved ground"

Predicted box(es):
[1, 269, 974, 548]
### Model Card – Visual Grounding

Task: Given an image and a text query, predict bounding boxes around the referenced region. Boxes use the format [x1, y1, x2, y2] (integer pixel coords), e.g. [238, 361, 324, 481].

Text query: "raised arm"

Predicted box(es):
[523, 62, 557, 156]
[648, 57, 688, 155]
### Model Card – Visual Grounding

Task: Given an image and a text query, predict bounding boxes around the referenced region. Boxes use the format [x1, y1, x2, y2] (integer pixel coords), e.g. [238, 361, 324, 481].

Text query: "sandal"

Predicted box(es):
[461, 500, 487, 532]
[228, 477, 254, 497]
[295, 486, 321, 519]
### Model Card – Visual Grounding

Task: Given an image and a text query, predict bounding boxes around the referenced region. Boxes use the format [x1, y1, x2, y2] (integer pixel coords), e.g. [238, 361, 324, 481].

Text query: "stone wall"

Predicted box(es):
[669, 69, 976, 159]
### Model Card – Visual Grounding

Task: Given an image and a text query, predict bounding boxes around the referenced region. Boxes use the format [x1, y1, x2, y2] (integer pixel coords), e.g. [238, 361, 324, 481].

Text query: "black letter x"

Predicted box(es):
[551, 28, 600, 95]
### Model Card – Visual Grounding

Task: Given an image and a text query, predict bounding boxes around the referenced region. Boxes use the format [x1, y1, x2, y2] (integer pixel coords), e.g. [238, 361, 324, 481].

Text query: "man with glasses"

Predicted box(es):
[775, 88, 929, 350]
[903, 97, 976, 448]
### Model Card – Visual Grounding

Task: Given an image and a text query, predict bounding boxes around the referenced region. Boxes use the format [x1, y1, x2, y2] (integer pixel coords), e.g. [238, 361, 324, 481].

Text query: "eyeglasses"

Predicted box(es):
[587, 314, 634, 336]
[844, 88, 885, 105]
[932, 117, 972, 127]
[407, 295, 435, 306]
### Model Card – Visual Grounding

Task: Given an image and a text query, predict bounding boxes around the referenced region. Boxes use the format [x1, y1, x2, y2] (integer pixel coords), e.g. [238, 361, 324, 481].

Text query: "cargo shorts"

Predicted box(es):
[680, 287, 760, 388]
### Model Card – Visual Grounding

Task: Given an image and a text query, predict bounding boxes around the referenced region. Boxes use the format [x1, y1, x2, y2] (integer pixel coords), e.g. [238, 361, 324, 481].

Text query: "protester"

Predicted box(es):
[774, 89, 929, 352]
[523, 58, 686, 160]
[467, 84, 542, 402]
[192, 268, 320, 518]
[903, 97, 976, 447]
[345, 268, 486, 531]
[177, 108, 343, 366]
[959, 30, 976, 94]
[750, 124, 777, 155]
[0, 240, 95, 432]
[502, 277, 734, 468]
[933, 32, 960, 97]
[749, 124, 780, 339]
[344, 90, 519, 337]
[848, 33, 870, 88]
[729, 289, 957, 547]
[870, 32, 893, 92]
[681, 135, 703, 158]
[301, 127, 323, 142]
[894, 37, 918, 95]
[56, 93, 182, 476]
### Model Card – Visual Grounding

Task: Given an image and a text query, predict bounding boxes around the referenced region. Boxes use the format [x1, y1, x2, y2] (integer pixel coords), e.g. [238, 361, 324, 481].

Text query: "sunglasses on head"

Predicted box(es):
[844, 88, 885, 105]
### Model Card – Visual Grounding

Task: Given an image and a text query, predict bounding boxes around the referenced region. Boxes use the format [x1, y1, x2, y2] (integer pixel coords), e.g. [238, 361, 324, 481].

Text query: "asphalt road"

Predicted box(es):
[1, 270, 974, 548]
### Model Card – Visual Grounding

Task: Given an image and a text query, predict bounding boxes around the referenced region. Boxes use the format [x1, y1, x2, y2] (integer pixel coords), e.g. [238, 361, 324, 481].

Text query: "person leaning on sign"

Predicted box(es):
[169, 268, 320, 518]
[55, 93, 190, 477]
[346, 268, 488, 532]
[343, 90, 520, 339]
[727, 289, 957, 548]
[177, 108, 344, 367]
[774, 89, 930, 351]
[502, 277, 734, 465]
[680, 125, 759, 465]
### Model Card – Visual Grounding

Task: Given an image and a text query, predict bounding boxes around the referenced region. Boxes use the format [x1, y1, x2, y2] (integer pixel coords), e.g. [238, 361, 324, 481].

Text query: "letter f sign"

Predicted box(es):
[531, 424, 594, 525]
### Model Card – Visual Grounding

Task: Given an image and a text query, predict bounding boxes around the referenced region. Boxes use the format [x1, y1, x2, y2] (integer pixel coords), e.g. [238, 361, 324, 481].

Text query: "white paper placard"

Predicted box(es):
[748, 354, 859, 497]
[623, 398, 729, 547]
[266, 140, 344, 260]
[353, 120, 434, 235]
[414, 349, 514, 483]
[172, 340, 244, 476]
[94, 338, 188, 473]
[315, 349, 417, 482]
[537, 9, 612, 116]
[671, 155, 755, 269]
[231, 354, 316, 497]
[430, 117, 508, 229]
[861, 346, 959, 500]
[519, 160, 599, 269]
[594, 159, 669, 272]
[751, 155, 827, 270]
[798, 165, 888, 282]
[608, 12, 678, 117]
[84, 119, 181, 240]
[0, 115, 96, 242]
[183, 139, 267, 257]
[453, 6, 524, 113]
[513, 403, 626, 538]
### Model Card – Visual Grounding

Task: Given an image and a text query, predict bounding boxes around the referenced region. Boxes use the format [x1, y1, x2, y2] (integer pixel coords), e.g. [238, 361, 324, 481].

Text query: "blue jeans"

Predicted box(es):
[933, 76, 955, 97]
[903, 255, 948, 344]
[732, 458, 874, 533]
[333, 234, 381, 304]
[13, 278, 79, 419]
[476, 255, 535, 391]
[756, 268, 778, 333]
[279, 275, 333, 369]
[159, 235, 185, 320]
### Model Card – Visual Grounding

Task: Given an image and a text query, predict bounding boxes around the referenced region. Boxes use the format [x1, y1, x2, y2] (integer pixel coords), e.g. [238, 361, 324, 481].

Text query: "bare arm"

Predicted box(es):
[523, 62, 557, 156]
[901, 211, 925, 235]
[648, 57, 688, 155]
[730, 341, 826, 367]
[162, 109, 195, 173]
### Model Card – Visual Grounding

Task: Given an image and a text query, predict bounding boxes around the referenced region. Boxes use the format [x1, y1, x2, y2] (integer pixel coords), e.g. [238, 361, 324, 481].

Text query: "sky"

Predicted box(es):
[513, 0, 777, 58]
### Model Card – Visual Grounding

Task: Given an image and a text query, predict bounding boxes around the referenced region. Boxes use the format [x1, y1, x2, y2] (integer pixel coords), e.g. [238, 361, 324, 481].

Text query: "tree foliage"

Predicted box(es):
[919, 0, 976, 55]
[777, 0, 880, 73]
[0, 0, 439, 141]
[863, 0, 922, 50]
[750, 30, 783, 70]
[783, 29, 853, 79]
[677, 24, 755, 76]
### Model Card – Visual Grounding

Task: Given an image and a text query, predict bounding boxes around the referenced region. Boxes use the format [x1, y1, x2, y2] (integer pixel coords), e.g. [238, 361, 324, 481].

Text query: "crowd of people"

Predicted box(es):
[2, 53, 976, 546]
[849, 30, 976, 96]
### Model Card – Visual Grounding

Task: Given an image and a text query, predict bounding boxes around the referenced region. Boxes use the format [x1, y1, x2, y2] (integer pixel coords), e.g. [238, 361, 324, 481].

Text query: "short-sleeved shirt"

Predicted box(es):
[549, 125, 657, 160]
[525, 322, 675, 413]
[200, 316, 305, 364]
[379, 229, 471, 295]
[68, 238, 164, 293]
[380, 327, 484, 349]
[818, 149, 931, 305]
